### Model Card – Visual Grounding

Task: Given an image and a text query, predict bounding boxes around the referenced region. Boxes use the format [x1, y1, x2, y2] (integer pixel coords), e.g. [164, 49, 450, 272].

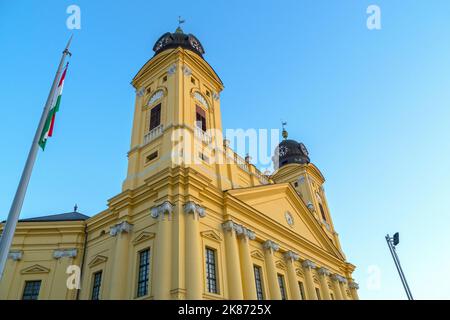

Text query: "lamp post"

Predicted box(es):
[385, 233, 414, 300]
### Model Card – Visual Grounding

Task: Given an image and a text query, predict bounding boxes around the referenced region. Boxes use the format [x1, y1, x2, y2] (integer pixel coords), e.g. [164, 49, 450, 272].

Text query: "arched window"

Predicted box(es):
[194, 91, 209, 109]
[148, 90, 164, 106]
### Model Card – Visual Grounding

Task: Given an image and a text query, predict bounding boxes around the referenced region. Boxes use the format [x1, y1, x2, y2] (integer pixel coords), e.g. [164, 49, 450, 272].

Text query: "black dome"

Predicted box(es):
[273, 139, 310, 169]
[153, 28, 205, 57]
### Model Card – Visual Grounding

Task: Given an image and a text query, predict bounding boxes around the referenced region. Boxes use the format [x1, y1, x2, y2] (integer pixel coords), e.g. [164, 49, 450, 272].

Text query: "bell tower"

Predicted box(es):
[122, 27, 225, 191]
[271, 127, 345, 254]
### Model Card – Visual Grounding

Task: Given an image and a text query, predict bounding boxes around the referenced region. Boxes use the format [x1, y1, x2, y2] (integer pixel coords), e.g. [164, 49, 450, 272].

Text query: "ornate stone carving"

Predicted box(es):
[302, 259, 316, 269]
[8, 250, 23, 261]
[212, 91, 220, 101]
[184, 201, 206, 219]
[263, 240, 280, 252]
[151, 201, 175, 220]
[318, 267, 331, 276]
[136, 87, 145, 97]
[332, 274, 347, 283]
[110, 221, 133, 236]
[297, 176, 306, 184]
[53, 249, 77, 259]
[221, 221, 255, 240]
[182, 65, 192, 76]
[283, 250, 300, 262]
[194, 91, 209, 109]
[167, 63, 177, 75]
[307, 202, 315, 212]
[348, 281, 359, 289]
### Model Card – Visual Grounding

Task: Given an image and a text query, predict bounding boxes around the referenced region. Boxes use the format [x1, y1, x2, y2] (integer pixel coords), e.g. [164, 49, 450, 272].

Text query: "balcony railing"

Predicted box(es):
[144, 124, 164, 145]
[194, 127, 212, 145]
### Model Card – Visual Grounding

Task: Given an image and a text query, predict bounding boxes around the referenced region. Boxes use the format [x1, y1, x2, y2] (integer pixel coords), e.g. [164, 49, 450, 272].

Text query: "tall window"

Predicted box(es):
[137, 249, 150, 297]
[253, 265, 264, 300]
[298, 281, 306, 300]
[316, 288, 322, 300]
[91, 271, 102, 300]
[149, 104, 161, 130]
[205, 248, 218, 294]
[277, 274, 287, 300]
[319, 203, 327, 221]
[22, 280, 41, 300]
[196, 105, 207, 132]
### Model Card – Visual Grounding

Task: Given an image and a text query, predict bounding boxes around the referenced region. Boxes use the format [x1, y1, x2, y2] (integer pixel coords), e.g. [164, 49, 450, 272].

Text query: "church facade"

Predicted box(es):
[0, 28, 359, 300]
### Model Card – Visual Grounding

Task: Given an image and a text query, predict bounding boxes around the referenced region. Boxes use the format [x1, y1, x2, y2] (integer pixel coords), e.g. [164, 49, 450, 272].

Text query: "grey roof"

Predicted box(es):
[17, 211, 90, 223]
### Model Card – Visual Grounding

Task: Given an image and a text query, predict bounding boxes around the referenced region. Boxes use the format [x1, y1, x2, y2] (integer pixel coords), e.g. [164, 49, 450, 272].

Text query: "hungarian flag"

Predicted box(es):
[38, 63, 69, 150]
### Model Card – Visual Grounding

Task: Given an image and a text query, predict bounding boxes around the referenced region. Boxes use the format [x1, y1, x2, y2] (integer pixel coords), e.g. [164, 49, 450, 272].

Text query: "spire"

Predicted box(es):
[176, 16, 185, 33]
[281, 121, 288, 140]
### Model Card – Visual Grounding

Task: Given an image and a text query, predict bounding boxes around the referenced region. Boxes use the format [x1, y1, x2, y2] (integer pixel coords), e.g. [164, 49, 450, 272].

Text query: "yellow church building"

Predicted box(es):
[0, 27, 359, 300]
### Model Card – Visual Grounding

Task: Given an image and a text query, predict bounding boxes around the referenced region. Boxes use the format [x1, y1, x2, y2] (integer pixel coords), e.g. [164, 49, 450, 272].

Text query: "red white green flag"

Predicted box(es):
[38, 63, 69, 150]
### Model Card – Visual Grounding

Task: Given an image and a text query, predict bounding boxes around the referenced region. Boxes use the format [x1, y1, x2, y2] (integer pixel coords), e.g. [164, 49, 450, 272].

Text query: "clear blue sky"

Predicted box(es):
[1, 0, 450, 300]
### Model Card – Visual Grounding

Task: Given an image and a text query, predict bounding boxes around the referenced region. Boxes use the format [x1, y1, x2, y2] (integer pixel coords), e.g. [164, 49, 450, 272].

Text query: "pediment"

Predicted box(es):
[88, 255, 108, 267]
[201, 230, 222, 242]
[133, 231, 155, 245]
[251, 250, 265, 261]
[21, 264, 50, 274]
[227, 184, 343, 260]
[295, 268, 304, 278]
[275, 260, 286, 271]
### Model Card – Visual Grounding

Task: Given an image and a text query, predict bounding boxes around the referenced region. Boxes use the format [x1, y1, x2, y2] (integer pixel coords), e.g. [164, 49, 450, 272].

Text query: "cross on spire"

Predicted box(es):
[178, 16, 186, 27]
[281, 121, 288, 140]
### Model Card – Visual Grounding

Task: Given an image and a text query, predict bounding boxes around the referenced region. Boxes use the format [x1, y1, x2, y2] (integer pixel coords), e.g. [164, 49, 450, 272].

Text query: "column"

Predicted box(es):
[301, 260, 318, 300]
[109, 221, 133, 299]
[51, 249, 78, 300]
[222, 221, 244, 299]
[236, 225, 257, 300]
[339, 277, 349, 300]
[317, 267, 332, 300]
[184, 201, 206, 300]
[331, 274, 343, 300]
[348, 281, 360, 300]
[263, 240, 281, 300]
[151, 201, 173, 299]
[283, 251, 301, 300]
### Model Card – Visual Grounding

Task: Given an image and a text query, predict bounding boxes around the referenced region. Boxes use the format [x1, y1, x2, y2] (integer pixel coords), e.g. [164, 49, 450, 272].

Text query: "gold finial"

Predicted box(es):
[176, 16, 185, 33]
[282, 121, 288, 140]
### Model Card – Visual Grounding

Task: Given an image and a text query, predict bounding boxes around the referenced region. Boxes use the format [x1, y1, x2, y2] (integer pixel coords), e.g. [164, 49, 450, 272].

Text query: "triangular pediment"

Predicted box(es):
[21, 264, 50, 274]
[275, 260, 287, 270]
[133, 231, 155, 245]
[201, 230, 222, 242]
[251, 250, 265, 261]
[227, 184, 343, 260]
[88, 255, 108, 267]
[295, 268, 304, 278]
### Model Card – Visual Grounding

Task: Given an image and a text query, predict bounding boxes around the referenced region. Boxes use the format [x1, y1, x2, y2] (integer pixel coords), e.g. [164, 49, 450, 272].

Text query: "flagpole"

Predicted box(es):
[0, 36, 73, 280]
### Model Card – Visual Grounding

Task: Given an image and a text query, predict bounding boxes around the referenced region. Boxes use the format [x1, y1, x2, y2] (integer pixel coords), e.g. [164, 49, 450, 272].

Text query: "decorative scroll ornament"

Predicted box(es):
[348, 281, 359, 289]
[283, 250, 300, 262]
[167, 63, 177, 75]
[148, 90, 164, 106]
[110, 221, 133, 236]
[151, 201, 174, 220]
[8, 251, 23, 261]
[332, 274, 347, 284]
[53, 249, 77, 259]
[136, 87, 145, 97]
[302, 259, 316, 269]
[184, 201, 206, 219]
[221, 221, 255, 240]
[182, 65, 192, 76]
[263, 240, 280, 252]
[318, 267, 331, 276]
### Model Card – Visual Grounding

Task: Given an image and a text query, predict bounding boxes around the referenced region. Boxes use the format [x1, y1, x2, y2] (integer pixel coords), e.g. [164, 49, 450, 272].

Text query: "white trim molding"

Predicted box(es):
[53, 249, 77, 259]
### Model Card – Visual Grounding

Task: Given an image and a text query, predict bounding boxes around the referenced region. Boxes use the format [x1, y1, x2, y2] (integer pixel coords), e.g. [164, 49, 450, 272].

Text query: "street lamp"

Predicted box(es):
[385, 233, 414, 300]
